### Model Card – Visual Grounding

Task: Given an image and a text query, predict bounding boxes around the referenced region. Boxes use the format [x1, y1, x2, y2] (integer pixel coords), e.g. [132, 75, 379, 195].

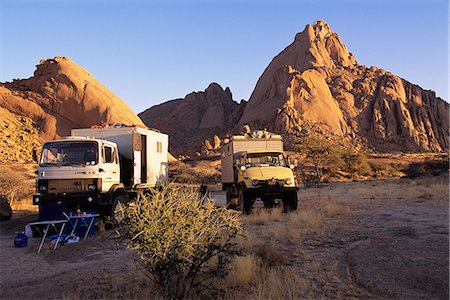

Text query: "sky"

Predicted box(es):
[0, 0, 448, 115]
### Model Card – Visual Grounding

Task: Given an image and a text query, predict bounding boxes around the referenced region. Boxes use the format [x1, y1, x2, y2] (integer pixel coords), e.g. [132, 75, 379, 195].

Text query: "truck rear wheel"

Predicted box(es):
[226, 187, 238, 209]
[238, 188, 252, 215]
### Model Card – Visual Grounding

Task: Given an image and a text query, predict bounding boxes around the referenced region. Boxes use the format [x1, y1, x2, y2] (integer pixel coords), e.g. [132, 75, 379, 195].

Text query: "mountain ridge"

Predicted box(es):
[141, 20, 448, 154]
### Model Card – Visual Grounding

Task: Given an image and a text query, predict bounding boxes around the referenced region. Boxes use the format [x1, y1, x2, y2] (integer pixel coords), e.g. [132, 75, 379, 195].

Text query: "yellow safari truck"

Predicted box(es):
[221, 131, 298, 214]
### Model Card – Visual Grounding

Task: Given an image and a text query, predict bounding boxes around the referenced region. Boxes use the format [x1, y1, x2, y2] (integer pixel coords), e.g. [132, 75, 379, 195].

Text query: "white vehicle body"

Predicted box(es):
[34, 126, 168, 219]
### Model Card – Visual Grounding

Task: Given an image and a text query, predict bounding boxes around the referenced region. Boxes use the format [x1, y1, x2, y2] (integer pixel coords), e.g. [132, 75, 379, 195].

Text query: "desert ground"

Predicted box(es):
[0, 173, 448, 299]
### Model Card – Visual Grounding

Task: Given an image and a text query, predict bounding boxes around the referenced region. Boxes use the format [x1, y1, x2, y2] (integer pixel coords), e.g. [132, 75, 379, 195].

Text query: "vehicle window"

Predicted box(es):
[103, 146, 114, 163]
[157, 141, 162, 153]
[40, 141, 98, 166]
[245, 153, 286, 168]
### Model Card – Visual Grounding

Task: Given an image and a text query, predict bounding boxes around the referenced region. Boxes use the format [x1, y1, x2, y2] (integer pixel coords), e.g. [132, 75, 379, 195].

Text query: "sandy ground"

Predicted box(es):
[0, 175, 448, 299]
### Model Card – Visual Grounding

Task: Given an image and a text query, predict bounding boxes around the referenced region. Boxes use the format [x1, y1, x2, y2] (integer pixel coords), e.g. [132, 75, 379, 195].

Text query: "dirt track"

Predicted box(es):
[0, 176, 448, 299]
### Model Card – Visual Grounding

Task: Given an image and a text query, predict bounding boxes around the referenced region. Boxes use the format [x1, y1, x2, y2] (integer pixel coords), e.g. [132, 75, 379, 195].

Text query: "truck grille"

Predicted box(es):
[47, 179, 97, 193]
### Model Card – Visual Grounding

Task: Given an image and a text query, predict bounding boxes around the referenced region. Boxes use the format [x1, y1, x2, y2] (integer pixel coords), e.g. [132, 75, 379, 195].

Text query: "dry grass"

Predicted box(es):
[320, 202, 351, 217]
[227, 255, 258, 286]
[65, 270, 160, 300]
[244, 207, 283, 225]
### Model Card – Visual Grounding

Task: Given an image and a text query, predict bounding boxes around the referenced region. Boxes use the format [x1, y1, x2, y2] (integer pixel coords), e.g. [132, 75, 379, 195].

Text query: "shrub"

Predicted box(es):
[294, 136, 372, 180]
[0, 166, 30, 206]
[169, 161, 221, 184]
[124, 185, 243, 299]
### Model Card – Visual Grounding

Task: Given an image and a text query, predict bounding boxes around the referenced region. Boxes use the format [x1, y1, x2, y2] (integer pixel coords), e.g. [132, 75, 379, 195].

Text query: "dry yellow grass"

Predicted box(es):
[244, 207, 283, 225]
[227, 255, 258, 286]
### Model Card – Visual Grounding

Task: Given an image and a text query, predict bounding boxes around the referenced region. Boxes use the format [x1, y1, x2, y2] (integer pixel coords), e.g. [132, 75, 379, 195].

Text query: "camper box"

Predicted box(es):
[71, 126, 168, 188]
[221, 134, 284, 184]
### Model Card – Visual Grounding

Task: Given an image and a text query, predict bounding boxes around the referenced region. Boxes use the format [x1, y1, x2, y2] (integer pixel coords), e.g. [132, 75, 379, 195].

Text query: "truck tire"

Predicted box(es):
[238, 188, 252, 215]
[226, 187, 238, 209]
[111, 194, 129, 225]
[0, 196, 12, 221]
[282, 191, 298, 212]
[290, 191, 298, 211]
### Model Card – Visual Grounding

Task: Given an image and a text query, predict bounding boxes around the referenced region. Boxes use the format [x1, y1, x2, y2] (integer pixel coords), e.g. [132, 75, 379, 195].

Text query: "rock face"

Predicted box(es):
[0, 107, 41, 162]
[0, 56, 144, 141]
[139, 83, 246, 154]
[240, 20, 449, 152]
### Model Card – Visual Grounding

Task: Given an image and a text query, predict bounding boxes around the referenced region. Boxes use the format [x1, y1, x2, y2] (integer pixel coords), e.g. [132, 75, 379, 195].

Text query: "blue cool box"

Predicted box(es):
[14, 233, 28, 247]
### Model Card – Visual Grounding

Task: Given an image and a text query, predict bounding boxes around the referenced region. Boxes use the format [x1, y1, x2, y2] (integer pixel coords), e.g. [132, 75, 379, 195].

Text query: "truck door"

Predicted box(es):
[140, 135, 147, 184]
[133, 133, 141, 185]
[101, 143, 120, 192]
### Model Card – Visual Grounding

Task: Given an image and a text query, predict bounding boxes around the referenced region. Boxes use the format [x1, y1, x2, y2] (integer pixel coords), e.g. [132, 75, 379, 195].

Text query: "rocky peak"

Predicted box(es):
[239, 20, 448, 152]
[1, 56, 143, 139]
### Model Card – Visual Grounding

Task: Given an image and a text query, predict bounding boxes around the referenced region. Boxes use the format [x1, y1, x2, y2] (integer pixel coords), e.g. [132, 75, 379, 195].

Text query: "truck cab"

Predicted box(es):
[235, 151, 298, 213]
[34, 137, 123, 218]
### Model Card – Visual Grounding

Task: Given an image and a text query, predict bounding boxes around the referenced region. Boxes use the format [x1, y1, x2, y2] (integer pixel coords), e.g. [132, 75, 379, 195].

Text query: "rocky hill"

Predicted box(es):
[139, 83, 246, 154]
[240, 20, 448, 152]
[141, 20, 448, 154]
[1, 56, 143, 142]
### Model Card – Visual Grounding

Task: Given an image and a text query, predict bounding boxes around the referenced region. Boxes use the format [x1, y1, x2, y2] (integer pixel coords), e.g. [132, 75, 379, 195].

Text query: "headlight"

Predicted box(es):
[285, 178, 293, 185]
[39, 185, 48, 191]
[251, 180, 259, 186]
[88, 184, 96, 191]
[34, 197, 40, 203]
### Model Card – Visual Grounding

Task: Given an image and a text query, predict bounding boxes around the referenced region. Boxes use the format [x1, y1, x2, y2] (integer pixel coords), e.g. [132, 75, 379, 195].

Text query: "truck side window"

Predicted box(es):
[104, 146, 113, 163]
[157, 141, 162, 153]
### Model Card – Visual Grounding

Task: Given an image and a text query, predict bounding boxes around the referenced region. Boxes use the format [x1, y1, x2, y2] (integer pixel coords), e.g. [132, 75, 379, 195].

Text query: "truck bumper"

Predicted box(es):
[245, 186, 299, 198]
[33, 193, 104, 207]
[33, 193, 105, 220]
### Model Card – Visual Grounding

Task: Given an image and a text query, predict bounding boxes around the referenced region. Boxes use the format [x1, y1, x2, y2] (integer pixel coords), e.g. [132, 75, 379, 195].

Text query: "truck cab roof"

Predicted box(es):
[241, 150, 284, 156]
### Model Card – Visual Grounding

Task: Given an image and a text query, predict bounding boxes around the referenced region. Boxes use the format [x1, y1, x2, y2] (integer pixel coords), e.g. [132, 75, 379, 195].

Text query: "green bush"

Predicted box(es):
[294, 136, 372, 180]
[124, 185, 243, 299]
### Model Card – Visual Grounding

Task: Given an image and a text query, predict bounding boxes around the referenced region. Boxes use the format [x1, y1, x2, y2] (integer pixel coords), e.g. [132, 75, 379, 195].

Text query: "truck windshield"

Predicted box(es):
[40, 141, 98, 166]
[244, 153, 287, 168]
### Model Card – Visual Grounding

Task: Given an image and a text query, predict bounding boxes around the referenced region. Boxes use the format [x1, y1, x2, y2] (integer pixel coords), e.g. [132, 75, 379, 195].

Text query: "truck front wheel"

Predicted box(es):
[0, 196, 12, 221]
[111, 194, 129, 225]
[282, 191, 298, 212]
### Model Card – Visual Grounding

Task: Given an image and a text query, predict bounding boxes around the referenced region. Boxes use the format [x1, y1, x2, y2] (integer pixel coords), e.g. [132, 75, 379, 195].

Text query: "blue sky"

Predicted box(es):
[1, 0, 448, 114]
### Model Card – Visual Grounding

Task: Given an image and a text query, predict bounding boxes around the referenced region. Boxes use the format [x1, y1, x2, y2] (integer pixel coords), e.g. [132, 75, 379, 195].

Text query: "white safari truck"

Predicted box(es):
[221, 131, 298, 214]
[33, 125, 168, 222]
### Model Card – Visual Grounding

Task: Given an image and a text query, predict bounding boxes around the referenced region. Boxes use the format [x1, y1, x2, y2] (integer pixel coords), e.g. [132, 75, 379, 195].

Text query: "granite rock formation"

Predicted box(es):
[239, 20, 448, 152]
[1, 56, 144, 141]
[139, 83, 246, 154]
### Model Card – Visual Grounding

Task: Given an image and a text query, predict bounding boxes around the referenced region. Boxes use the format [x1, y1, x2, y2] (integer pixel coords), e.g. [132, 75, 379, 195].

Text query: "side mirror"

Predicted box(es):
[240, 165, 246, 171]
